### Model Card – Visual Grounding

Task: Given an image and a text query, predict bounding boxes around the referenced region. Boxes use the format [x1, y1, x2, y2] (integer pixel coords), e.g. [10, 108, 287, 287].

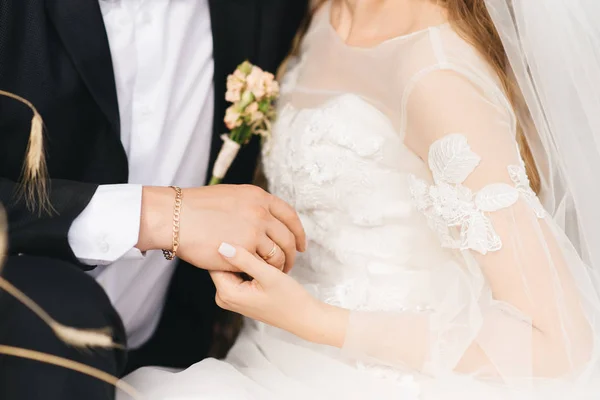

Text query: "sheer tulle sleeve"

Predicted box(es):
[341, 69, 599, 382]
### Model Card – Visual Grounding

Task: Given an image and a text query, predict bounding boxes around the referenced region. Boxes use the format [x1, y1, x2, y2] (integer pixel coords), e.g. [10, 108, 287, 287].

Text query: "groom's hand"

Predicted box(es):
[136, 185, 306, 273]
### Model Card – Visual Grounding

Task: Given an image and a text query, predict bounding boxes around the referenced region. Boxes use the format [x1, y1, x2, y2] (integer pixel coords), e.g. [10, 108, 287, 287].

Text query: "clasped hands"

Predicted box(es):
[137, 184, 306, 272]
[136, 184, 347, 347]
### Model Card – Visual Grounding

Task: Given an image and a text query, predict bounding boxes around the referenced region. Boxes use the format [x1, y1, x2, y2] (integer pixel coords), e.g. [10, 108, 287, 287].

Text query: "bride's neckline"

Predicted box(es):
[325, 1, 450, 50]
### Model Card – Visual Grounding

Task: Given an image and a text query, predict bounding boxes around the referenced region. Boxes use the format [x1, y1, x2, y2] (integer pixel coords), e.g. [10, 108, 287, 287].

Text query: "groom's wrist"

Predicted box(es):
[136, 186, 174, 252]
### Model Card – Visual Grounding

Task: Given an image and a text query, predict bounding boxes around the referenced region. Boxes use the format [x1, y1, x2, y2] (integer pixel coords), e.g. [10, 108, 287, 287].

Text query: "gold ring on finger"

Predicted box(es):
[262, 243, 278, 261]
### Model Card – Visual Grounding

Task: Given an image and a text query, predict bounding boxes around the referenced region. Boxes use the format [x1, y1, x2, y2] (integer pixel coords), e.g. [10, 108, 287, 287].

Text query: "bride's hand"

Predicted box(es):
[210, 243, 348, 347]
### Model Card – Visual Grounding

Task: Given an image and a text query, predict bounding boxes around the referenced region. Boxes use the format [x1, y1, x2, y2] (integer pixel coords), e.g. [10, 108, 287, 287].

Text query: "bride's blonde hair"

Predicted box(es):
[439, 0, 539, 193]
[282, 0, 540, 193]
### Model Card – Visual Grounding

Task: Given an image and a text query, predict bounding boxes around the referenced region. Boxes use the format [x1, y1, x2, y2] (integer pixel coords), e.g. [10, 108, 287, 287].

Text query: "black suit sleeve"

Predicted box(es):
[1, 177, 98, 268]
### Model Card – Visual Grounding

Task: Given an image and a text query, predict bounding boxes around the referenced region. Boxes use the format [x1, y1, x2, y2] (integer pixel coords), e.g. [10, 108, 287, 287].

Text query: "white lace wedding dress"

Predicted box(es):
[121, 5, 600, 399]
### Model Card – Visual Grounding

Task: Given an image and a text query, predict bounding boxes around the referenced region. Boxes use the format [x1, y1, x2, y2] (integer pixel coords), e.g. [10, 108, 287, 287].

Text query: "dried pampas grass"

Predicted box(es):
[0, 205, 5, 274]
[0, 93, 139, 398]
[0, 346, 141, 399]
[1, 208, 137, 397]
[0, 91, 114, 349]
[0, 275, 119, 349]
[0, 201, 137, 398]
[0, 90, 51, 214]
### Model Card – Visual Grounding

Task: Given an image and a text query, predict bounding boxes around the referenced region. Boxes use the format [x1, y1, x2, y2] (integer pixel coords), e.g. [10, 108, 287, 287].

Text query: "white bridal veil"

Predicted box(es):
[484, 0, 600, 274]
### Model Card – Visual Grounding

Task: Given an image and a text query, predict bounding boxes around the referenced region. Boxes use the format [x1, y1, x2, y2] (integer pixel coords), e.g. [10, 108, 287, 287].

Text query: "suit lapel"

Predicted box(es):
[207, 0, 260, 183]
[46, 0, 120, 136]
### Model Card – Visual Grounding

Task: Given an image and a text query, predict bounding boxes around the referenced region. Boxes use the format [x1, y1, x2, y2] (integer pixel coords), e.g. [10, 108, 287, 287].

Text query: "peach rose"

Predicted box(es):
[246, 66, 267, 100]
[244, 102, 263, 124]
[262, 72, 274, 83]
[224, 105, 242, 130]
[245, 102, 258, 113]
[233, 69, 247, 81]
[225, 88, 241, 103]
[251, 111, 265, 123]
[226, 74, 245, 102]
[266, 79, 280, 98]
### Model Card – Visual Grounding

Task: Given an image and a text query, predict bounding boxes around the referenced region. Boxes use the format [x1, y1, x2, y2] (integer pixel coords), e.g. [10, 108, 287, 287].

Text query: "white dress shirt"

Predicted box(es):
[68, 0, 215, 348]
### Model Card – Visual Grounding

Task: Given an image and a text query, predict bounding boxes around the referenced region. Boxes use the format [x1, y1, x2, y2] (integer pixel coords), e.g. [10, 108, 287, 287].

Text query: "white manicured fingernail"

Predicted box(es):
[218, 242, 236, 258]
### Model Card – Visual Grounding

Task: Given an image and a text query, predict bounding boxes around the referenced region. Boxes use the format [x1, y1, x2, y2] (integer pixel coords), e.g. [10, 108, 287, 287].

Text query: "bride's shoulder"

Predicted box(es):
[436, 26, 494, 68]
[398, 25, 503, 92]
[400, 25, 487, 70]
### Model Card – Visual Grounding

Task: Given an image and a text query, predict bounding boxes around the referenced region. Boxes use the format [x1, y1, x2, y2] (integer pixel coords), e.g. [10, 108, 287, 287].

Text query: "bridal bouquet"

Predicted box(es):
[209, 61, 280, 185]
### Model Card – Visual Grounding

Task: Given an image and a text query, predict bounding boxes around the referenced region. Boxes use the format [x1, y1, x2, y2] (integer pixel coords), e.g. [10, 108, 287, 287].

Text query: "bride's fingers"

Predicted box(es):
[210, 270, 243, 289]
[210, 271, 244, 310]
[218, 243, 276, 285]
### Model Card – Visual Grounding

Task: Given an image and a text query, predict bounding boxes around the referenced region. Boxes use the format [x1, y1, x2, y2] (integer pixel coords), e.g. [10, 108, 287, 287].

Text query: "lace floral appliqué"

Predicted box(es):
[409, 134, 545, 255]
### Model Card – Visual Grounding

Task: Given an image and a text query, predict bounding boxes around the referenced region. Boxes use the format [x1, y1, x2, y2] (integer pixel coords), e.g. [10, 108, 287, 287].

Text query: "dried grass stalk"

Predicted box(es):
[0, 155, 114, 349]
[0, 96, 137, 398]
[0, 276, 119, 349]
[0, 90, 51, 214]
[0, 206, 130, 397]
[0, 345, 141, 399]
[0, 205, 5, 274]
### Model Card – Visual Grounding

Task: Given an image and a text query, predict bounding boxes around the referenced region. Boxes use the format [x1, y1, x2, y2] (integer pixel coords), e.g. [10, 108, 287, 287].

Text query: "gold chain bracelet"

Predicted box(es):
[162, 186, 183, 261]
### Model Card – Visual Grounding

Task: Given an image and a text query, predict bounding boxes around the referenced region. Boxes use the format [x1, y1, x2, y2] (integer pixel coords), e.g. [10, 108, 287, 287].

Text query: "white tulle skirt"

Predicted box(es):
[119, 321, 598, 400]
[120, 323, 417, 400]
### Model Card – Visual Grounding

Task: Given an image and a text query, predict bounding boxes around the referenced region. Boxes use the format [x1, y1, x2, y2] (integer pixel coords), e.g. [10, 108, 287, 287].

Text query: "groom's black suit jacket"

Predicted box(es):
[0, 0, 307, 369]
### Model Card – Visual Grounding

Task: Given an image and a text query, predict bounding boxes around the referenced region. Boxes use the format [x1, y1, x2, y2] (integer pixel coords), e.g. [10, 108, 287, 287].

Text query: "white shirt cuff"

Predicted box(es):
[68, 184, 145, 266]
